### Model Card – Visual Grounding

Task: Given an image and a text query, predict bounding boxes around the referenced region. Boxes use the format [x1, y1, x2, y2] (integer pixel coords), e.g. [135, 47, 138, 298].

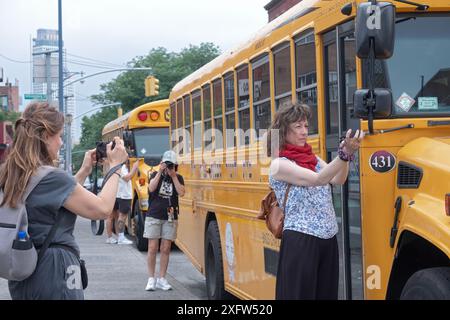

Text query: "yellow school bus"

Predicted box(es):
[169, 0, 450, 299]
[102, 99, 170, 251]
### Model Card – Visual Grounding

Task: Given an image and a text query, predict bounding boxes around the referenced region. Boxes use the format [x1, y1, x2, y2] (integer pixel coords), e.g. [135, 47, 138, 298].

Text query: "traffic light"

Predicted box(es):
[145, 76, 160, 97]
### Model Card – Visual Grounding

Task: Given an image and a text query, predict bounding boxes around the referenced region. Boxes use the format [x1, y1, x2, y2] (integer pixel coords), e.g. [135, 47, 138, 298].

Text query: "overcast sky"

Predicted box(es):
[0, 0, 268, 141]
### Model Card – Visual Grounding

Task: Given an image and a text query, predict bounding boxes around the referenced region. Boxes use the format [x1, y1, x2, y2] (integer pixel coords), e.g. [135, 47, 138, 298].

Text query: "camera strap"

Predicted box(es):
[101, 163, 126, 189]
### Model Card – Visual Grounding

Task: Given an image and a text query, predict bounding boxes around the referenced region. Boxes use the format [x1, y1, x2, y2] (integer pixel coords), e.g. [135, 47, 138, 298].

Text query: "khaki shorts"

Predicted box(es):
[143, 217, 178, 241]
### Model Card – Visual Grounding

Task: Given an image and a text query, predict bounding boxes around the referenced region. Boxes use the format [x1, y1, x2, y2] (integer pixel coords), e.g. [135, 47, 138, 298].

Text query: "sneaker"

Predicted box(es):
[106, 237, 117, 244]
[117, 237, 133, 245]
[145, 277, 156, 291]
[156, 277, 172, 291]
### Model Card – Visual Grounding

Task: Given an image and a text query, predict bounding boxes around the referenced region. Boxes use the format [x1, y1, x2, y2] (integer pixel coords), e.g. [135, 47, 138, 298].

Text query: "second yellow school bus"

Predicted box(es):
[102, 99, 170, 251]
[169, 0, 450, 300]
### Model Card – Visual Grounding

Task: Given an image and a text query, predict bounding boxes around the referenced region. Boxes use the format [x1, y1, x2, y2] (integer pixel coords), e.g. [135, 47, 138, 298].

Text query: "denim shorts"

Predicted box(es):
[143, 217, 178, 241]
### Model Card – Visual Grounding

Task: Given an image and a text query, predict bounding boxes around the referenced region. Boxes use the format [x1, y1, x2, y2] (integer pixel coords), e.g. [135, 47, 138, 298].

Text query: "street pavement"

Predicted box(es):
[0, 217, 207, 300]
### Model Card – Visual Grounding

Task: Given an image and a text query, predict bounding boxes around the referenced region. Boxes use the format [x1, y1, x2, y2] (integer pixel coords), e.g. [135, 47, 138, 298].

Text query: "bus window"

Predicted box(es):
[203, 84, 212, 151]
[134, 127, 169, 159]
[274, 42, 292, 110]
[183, 95, 191, 153]
[213, 78, 224, 150]
[170, 102, 176, 148]
[192, 90, 202, 150]
[224, 72, 236, 149]
[176, 99, 183, 153]
[253, 54, 271, 140]
[295, 30, 319, 135]
[237, 65, 250, 146]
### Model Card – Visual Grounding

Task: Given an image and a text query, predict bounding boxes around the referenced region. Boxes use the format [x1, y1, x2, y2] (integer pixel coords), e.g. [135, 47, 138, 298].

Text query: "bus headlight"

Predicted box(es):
[140, 199, 149, 209]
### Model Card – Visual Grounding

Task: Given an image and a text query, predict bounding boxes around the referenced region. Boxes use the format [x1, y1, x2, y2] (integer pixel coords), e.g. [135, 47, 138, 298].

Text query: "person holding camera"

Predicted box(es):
[0, 102, 128, 300]
[268, 102, 364, 300]
[144, 150, 185, 291]
[105, 160, 139, 244]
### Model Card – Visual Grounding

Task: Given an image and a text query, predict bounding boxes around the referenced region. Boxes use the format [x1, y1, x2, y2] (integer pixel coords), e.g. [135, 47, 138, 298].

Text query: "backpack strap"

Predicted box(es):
[23, 166, 56, 202]
[281, 184, 292, 213]
[20, 166, 62, 262]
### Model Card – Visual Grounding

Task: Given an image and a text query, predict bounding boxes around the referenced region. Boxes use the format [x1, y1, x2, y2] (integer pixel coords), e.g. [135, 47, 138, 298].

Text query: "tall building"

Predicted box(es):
[32, 29, 76, 138]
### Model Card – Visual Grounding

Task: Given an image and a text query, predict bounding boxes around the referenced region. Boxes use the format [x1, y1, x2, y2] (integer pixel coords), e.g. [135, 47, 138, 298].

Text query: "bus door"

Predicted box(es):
[323, 20, 363, 300]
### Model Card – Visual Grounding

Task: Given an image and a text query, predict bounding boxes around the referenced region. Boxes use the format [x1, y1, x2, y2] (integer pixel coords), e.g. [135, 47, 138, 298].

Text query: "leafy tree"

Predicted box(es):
[73, 42, 220, 172]
[0, 110, 21, 123]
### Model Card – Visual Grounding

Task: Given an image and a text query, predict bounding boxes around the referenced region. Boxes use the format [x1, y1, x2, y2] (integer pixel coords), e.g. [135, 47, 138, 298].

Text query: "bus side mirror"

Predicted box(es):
[123, 130, 135, 151]
[354, 89, 393, 119]
[356, 2, 396, 59]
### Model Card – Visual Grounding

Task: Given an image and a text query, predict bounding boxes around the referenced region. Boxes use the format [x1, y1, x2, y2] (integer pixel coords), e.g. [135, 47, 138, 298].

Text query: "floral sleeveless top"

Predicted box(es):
[269, 157, 338, 239]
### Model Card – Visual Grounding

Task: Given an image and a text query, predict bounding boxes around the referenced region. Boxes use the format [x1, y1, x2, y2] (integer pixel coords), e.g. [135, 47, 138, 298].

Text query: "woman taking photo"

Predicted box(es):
[0, 102, 128, 300]
[268, 102, 364, 300]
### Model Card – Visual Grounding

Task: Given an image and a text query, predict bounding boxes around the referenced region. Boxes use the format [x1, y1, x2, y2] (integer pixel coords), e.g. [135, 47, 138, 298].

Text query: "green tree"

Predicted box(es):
[73, 42, 220, 172]
[0, 110, 21, 123]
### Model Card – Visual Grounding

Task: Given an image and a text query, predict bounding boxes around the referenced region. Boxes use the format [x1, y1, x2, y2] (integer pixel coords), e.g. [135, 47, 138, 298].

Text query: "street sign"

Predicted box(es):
[24, 93, 47, 100]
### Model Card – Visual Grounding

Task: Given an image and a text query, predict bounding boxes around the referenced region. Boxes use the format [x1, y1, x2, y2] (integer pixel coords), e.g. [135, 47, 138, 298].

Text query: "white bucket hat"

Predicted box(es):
[161, 150, 178, 165]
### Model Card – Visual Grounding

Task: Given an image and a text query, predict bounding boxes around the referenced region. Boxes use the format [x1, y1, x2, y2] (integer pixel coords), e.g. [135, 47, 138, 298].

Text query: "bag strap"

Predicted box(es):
[23, 166, 56, 201]
[281, 184, 292, 213]
[37, 210, 65, 261]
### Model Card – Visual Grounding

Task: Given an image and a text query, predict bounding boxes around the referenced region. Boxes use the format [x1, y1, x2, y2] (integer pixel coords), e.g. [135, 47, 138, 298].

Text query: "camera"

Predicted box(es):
[164, 161, 175, 170]
[96, 141, 116, 160]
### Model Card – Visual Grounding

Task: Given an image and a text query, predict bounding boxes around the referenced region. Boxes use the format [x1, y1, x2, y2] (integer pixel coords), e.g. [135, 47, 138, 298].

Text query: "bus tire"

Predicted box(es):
[205, 220, 228, 300]
[400, 267, 450, 300]
[133, 202, 148, 252]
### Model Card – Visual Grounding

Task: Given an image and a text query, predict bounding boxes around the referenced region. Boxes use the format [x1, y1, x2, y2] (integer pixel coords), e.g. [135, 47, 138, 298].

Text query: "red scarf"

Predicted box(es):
[279, 143, 318, 172]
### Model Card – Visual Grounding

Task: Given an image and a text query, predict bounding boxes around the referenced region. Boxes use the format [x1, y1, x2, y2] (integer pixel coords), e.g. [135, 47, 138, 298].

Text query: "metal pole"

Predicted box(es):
[45, 52, 52, 102]
[65, 113, 73, 174]
[58, 0, 63, 113]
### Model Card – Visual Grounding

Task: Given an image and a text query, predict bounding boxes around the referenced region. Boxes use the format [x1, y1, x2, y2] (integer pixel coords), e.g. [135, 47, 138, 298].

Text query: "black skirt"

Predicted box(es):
[275, 229, 339, 300]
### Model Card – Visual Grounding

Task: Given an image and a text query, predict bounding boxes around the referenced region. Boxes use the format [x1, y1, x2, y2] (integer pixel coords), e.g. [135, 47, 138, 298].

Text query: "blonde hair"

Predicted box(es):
[0, 102, 64, 208]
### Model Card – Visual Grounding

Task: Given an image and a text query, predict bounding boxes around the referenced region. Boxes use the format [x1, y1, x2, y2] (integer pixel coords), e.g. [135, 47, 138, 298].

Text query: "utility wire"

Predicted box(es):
[66, 53, 125, 68]
[0, 53, 31, 64]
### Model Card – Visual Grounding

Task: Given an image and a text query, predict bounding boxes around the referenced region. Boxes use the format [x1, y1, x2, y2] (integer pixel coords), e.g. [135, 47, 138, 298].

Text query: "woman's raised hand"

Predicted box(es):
[107, 137, 128, 167]
[341, 129, 365, 155]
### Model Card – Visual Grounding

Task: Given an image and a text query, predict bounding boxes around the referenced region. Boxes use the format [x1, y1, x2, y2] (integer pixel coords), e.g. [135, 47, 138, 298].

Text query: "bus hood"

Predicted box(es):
[397, 136, 450, 198]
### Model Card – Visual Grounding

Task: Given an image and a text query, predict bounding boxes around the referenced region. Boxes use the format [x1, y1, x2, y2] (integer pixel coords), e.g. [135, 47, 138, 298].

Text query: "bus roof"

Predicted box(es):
[170, 0, 322, 97]
[102, 99, 169, 135]
[169, 0, 449, 99]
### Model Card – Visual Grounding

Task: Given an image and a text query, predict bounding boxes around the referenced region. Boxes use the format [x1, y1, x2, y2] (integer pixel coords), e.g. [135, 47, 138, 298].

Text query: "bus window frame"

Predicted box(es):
[273, 41, 293, 110]
[202, 83, 213, 152]
[236, 64, 251, 147]
[295, 29, 319, 135]
[212, 77, 224, 151]
[192, 89, 202, 152]
[183, 94, 192, 156]
[252, 53, 271, 142]
[224, 71, 237, 149]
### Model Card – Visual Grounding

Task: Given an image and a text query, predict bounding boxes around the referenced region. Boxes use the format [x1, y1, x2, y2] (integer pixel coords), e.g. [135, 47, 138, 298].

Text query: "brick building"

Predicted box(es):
[265, 0, 302, 22]
[0, 81, 19, 112]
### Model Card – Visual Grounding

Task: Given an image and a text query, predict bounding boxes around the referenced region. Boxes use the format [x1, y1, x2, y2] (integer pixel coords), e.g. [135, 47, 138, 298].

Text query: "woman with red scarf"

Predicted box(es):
[268, 102, 364, 300]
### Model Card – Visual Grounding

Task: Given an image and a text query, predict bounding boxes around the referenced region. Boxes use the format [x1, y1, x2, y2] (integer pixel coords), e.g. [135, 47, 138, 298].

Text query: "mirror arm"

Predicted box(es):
[393, 0, 429, 11]
[367, 38, 376, 134]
